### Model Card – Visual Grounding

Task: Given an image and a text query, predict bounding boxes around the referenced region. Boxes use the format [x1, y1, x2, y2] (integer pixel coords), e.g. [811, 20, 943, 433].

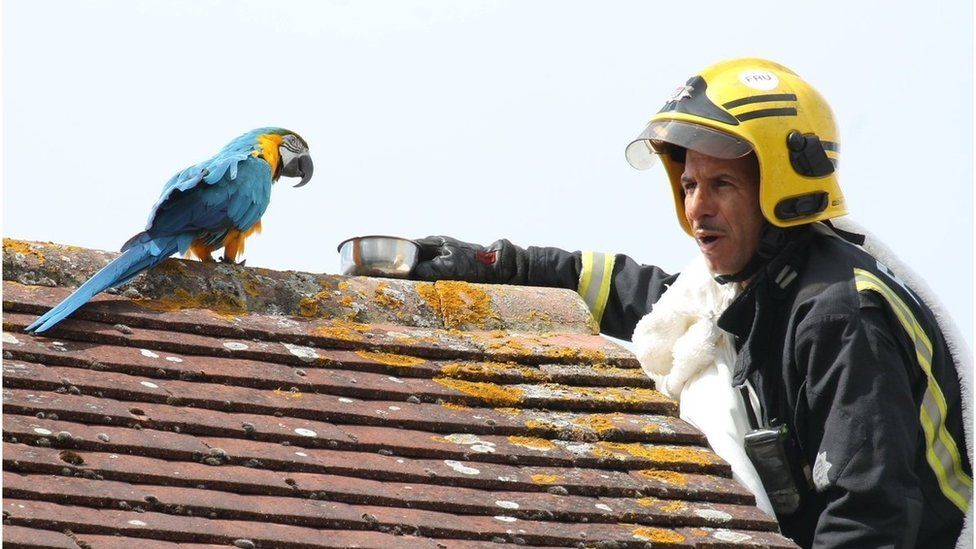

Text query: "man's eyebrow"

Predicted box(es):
[680, 172, 738, 183]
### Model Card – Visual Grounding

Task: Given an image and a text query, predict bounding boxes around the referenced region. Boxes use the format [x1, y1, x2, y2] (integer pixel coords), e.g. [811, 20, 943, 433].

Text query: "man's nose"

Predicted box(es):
[685, 187, 714, 223]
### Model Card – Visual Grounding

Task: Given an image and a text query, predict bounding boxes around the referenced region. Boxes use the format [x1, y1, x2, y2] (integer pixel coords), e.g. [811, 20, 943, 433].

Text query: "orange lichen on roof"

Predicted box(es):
[373, 282, 404, 309]
[297, 289, 333, 318]
[631, 527, 686, 544]
[507, 436, 556, 451]
[441, 361, 546, 382]
[483, 338, 535, 356]
[590, 362, 646, 378]
[560, 386, 669, 406]
[524, 418, 558, 432]
[355, 350, 426, 367]
[530, 474, 561, 485]
[594, 442, 717, 466]
[134, 287, 246, 317]
[636, 497, 688, 513]
[3, 238, 46, 264]
[571, 413, 619, 433]
[433, 378, 523, 407]
[525, 309, 552, 323]
[543, 346, 607, 363]
[311, 320, 372, 342]
[636, 469, 689, 486]
[272, 388, 304, 400]
[439, 402, 472, 411]
[495, 407, 522, 417]
[418, 281, 499, 329]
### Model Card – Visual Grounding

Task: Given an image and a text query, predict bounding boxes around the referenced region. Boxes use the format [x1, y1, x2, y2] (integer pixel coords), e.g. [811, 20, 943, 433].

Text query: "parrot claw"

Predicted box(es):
[220, 256, 246, 267]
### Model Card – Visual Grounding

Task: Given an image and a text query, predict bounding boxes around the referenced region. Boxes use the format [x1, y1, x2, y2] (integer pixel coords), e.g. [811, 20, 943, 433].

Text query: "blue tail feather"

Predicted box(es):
[26, 239, 179, 334]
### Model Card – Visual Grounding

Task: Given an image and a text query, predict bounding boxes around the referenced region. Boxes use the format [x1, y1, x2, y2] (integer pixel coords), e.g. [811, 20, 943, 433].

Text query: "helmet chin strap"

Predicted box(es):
[712, 223, 789, 285]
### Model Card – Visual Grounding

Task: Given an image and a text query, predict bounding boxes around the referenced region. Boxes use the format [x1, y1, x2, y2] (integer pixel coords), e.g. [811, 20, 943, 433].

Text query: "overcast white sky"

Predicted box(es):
[3, 0, 973, 344]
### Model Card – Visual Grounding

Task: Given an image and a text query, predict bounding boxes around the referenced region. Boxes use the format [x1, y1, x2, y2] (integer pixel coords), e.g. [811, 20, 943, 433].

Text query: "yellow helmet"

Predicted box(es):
[625, 58, 846, 235]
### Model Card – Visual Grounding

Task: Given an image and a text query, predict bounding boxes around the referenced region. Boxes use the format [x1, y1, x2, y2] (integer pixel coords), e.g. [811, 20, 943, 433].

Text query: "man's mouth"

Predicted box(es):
[695, 231, 725, 252]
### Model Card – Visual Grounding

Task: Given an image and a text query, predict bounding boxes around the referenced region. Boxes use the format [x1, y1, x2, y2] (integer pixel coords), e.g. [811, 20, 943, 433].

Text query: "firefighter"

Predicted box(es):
[411, 58, 972, 548]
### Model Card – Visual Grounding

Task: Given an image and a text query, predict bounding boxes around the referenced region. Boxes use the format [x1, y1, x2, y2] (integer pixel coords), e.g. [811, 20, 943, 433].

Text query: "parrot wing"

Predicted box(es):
[124, 134, 261, 250]
[127, 156, 273, 251]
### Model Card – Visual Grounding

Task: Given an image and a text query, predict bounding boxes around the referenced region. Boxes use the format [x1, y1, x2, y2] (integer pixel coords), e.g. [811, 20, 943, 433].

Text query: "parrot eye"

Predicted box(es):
[281, 134, 305, 154]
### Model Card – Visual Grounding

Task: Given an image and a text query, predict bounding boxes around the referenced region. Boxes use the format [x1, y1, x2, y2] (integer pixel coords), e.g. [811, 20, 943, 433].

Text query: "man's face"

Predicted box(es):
[681, 149, 765, 276]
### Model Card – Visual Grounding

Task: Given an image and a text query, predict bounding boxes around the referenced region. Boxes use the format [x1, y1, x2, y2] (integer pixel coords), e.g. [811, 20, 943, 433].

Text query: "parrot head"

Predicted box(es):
[275, 131, 314, 188]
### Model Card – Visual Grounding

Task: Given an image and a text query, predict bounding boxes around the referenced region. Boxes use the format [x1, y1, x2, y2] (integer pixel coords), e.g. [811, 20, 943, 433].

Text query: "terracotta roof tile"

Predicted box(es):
[2, 239, 797, 547]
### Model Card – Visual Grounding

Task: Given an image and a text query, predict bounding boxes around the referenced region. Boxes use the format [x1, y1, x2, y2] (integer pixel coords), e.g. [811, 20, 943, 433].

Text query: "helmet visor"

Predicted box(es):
[625, 120, 753, 170]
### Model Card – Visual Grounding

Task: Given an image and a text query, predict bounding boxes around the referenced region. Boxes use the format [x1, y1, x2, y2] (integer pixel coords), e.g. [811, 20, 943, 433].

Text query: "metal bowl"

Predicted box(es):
[337, 235, 420, 278]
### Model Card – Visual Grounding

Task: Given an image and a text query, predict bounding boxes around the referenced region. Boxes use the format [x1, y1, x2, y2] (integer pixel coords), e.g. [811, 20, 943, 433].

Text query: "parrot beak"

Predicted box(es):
[283, 153, 314, 188]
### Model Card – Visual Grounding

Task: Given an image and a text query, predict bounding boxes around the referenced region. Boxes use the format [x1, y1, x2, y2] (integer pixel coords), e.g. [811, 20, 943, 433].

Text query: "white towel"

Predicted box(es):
[631, 254, 774, 515]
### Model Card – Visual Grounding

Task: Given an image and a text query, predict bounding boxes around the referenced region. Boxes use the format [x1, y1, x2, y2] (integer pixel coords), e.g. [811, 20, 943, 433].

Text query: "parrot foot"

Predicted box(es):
[220, 256, 246, 267]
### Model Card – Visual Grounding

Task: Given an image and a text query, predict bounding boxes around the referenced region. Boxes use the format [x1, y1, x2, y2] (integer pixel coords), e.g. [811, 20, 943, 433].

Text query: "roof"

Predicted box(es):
[2, 238, 796, 548]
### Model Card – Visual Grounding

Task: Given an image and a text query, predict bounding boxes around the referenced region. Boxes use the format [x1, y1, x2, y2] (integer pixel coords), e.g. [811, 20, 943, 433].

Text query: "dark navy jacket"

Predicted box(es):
[520, 224, 970, 548]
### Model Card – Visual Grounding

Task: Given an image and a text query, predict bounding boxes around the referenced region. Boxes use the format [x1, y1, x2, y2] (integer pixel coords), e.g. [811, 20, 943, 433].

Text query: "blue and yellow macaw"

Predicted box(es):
[26, 127, 313, 334]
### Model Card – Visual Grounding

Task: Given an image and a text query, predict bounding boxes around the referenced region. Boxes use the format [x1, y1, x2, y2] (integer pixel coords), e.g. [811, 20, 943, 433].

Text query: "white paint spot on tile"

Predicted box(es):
[33, 428, 52, 436]
[442, 433, 496, 453]
[338, 397, 354, 403]
[283, 343, 318, 362]
[444, 460, 480, 475]
[695, 509, 733, 522]
[444, 434, 482, 445]
[223, 342, 249, 351]
[2, 333, 21, 345]
[140, 349, 159, 359]
[497, 476, 514, 482]
[396, 459, 405, 464]
[495, 500, 520, 510]
[494, 516, 517, 523]
[387, 376, 404, 384]
[557, 442, 594, 456]
[140, 381, 159, 389]
[127, 520, 147, 526]
[713, 530, 752, 543]
[388, 406, 401, 411]
[294, 428, 317, 437]
[165, 356, 183, 363]
[109, 454, 119, 459]
[595, 503, 612, 512]
[295, 452, 308, 457]
[51, 341, 66, 347]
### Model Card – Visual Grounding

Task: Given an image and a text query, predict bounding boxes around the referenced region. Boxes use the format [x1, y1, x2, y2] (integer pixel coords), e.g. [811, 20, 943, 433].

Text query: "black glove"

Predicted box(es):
[412, 236, 526, 283]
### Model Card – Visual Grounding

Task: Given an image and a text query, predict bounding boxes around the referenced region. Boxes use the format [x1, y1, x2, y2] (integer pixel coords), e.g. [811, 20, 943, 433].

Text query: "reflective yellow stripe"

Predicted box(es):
[854, 268, 972, 512]
[578, 251, 615, 326]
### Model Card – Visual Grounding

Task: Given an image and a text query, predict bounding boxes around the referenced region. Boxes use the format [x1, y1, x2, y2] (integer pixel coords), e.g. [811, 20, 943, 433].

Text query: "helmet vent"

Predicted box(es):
[774, 192, 829, 220]
[786, 131, 835, 177]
